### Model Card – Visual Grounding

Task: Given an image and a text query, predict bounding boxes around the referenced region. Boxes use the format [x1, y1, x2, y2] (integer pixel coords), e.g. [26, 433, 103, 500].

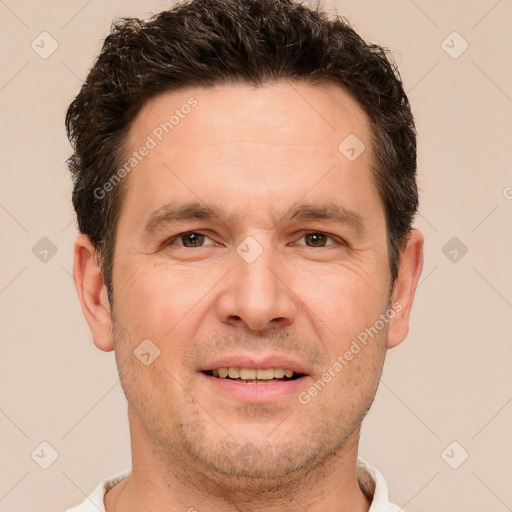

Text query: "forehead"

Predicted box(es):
[128, 81, 371, 151]
[117, 81, 381, 231]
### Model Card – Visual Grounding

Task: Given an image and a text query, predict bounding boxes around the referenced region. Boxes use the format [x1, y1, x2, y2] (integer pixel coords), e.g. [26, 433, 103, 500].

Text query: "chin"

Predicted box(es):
[178, 421, 347, 485]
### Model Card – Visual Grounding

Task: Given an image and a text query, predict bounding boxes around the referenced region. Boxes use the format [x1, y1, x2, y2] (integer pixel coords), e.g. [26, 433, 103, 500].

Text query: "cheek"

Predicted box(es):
[292, 261, 389, 349]
[111, 303, 190, 426]
[115, 261, 190, 322]
[310, 321, 388, 417]
[113, 259, 222, 354]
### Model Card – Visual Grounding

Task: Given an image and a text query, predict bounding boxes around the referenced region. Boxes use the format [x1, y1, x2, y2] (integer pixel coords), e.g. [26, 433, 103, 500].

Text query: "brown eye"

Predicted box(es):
[179, 232, 206, 247]
[304, 232, 330, 247]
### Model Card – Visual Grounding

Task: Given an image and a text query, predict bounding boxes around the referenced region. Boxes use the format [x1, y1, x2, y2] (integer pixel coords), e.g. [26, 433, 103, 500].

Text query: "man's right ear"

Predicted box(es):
[73, 234, 114, 352]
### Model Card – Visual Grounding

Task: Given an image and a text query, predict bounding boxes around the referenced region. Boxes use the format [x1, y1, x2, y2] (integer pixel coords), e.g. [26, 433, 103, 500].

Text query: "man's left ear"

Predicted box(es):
[386, 228, 424, 349]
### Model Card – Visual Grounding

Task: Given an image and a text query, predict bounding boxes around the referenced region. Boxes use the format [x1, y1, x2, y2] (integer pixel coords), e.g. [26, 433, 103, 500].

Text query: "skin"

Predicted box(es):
[73, 82, 423, 512]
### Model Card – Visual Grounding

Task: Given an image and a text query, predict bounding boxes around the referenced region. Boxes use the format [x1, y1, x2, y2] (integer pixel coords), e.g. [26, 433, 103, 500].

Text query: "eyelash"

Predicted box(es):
[164, 231, 345, 249]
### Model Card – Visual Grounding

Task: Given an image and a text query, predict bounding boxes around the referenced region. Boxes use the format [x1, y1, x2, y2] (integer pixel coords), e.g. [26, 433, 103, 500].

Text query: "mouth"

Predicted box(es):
[202, 367, 305, 383]
[199, 357, 310, 402]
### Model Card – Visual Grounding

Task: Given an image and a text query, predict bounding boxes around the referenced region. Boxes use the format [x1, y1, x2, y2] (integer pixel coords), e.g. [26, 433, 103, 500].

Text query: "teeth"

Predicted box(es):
[213, 367, 296, 380]
[274, 368, 285, 378]
[256, 369, 274, 380]
[240, 368, 256, 379]
[228, 367, 240, 379]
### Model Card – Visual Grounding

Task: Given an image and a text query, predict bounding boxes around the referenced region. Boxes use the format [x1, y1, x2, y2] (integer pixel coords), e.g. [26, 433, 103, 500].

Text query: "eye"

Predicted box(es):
[164, 231, 343, 249]
[295, 232, 340, 247]
[166, 231, 215, 248]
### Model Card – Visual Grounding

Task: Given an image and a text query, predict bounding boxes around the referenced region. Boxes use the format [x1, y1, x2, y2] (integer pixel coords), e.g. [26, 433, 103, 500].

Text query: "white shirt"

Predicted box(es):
[66, 457, 402, 512]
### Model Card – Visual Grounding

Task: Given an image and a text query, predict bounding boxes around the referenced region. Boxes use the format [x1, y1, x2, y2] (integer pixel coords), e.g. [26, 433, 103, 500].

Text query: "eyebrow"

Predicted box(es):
[287, 202, 366, 234]
[144, 200, 366, 235]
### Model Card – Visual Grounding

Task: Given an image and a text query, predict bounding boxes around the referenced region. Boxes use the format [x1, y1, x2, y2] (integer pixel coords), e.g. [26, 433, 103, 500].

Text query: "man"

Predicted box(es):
[65, 0, 423, 510]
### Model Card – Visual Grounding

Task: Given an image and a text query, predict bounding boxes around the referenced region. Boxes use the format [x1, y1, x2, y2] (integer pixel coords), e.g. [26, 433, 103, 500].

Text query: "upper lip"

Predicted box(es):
[201, 354, 310, 375]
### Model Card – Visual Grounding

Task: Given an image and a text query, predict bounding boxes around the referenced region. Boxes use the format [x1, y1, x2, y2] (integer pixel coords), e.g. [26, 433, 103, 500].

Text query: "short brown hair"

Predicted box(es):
[66, 0, 418, 303]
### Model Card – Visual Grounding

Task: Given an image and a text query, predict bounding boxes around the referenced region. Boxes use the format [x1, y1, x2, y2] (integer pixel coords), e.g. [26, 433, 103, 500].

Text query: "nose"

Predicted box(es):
[216, 238, 298, 332]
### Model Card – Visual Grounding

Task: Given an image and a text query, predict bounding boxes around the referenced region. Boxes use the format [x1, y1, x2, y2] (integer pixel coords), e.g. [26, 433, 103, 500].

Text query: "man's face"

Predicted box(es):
[110, 82, 393, 481]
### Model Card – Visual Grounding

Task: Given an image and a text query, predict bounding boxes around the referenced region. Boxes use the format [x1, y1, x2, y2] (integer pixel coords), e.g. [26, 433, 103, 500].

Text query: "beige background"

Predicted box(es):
[1, 0, 511, 511]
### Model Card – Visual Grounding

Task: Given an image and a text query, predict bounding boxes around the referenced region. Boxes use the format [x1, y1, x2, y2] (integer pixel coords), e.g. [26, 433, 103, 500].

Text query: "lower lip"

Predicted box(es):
[199, 372, 309, 403]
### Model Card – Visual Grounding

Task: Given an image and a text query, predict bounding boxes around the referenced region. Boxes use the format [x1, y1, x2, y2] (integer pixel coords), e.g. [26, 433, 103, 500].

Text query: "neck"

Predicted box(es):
[105, 407, 372, 512]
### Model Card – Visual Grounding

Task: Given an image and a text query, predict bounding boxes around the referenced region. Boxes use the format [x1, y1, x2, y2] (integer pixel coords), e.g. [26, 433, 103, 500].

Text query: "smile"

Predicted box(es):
[204, 367, 303, 383]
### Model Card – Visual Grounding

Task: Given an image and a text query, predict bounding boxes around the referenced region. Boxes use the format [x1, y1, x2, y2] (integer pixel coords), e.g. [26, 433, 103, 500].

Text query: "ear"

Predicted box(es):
[386, 229, 424, 349]
[73, 234, 114, 352]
